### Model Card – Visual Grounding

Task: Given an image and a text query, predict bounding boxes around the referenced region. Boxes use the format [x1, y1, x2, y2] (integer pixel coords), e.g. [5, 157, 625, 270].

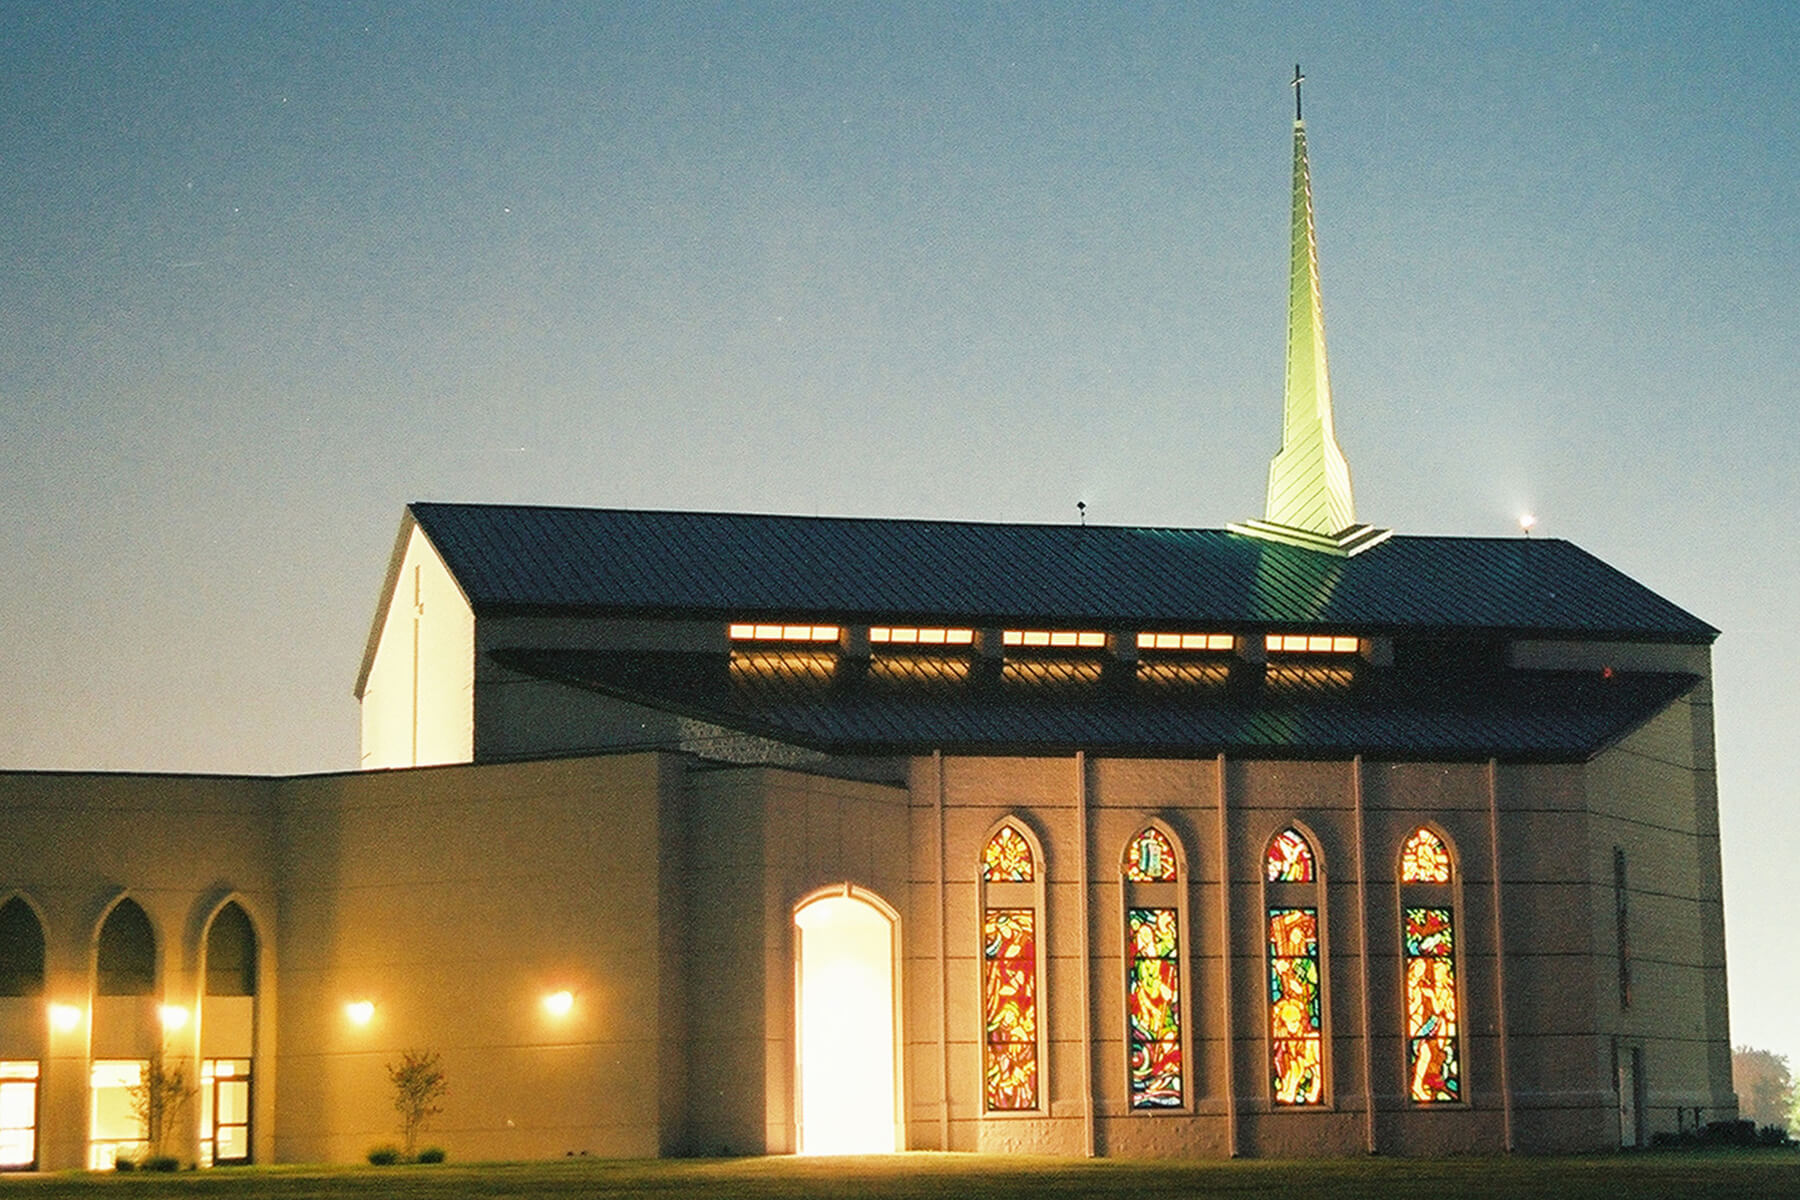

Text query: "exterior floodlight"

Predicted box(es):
[1518, 513, 1537, 536]
[158, 1004, 189, 1031]
[543, 989, 574, 1017]
[47, 1003, 81, 1033]
[345, 1000, 375, 1026]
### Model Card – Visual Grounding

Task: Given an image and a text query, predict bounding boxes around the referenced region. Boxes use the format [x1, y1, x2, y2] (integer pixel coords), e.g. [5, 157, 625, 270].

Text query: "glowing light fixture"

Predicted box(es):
[345, 1000, 375, 1026]
[1519, 513, 1537, 536]
[542, 989, 574, 1017]
[158, 1004, 189, 1032]
[47, 1003, 81, 1033]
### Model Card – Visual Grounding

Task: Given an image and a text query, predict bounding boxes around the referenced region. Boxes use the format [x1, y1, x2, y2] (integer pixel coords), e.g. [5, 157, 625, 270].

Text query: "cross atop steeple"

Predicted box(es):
[1229, 70, 1392, 558]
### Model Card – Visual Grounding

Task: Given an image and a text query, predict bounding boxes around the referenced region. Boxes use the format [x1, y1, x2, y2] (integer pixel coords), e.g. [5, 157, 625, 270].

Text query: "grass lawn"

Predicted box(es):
[4, 1152, 1798, 1199]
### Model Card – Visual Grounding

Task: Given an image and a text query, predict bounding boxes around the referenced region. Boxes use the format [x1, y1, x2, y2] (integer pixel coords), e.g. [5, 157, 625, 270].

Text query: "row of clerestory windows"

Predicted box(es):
[730, 622, 1368, 658]
[976, 822, 1463, 1113]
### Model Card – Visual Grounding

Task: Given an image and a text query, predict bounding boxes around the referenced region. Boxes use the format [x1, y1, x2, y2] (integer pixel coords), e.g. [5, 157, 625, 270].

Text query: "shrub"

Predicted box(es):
[112, 1155, 137, 1172]
[416, 1146, 447, 1164]
[387, 1049, 448, 1157]
[142, 1155, 181, 1172]
[366, 1144, 402, 1165]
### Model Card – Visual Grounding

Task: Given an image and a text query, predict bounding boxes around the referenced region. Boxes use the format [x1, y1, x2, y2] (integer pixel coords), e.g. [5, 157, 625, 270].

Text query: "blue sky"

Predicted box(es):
[3, 2, 1796, 1066]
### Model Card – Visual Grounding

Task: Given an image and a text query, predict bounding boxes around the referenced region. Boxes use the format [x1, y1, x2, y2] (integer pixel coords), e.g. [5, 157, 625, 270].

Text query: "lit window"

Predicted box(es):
[982, 825, 1040, 1111]
[1265, 829, 1316, 882]
[200, 1059, 251, 1166]
[1125, 827, 1178, 882]
[983, 910, 1037, 1110]
[1268, 908, 1323, 1105]
[1123, 827, 1184, 1109]
[1400, 827, 1451, 884]
[1136, 632, 1235, 652]
[1265, 634, 1361, 654]
[728, 623, 840, 642]
[88, 1060, 147, 1169]
[982, 826, 1034, 883]
[870, 627, 975, 646]
[1400, 827, 1460, 1104]
[0, 1062, 37, 1170]
[1003, 630, 1106, 649]
[1266, 828, 1324, 1106]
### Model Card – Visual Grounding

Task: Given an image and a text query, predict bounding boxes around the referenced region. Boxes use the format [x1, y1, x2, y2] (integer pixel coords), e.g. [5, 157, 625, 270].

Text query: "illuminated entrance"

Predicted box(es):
[793, 886, 899, 1154]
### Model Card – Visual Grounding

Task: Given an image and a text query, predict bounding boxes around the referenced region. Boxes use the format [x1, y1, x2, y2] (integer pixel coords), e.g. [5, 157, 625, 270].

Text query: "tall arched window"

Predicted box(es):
[981, 823, 1042, 1111]
[91, 899, 157, 1169]
[1265, 827, 1324, 1105]
[206, 903, 257, 998]
[1400, 827, 1461, 1104]
[0, 899, 45, 997]
[0, 897, 46, 1171]
[202, 902, 258, 1166]
[96, 900, 155, 996]
[1123, 825, 1184, 1109]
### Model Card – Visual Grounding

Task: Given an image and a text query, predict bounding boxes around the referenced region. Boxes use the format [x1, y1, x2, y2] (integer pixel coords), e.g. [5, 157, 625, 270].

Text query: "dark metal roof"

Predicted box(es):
[492, 647, 1698, 763]
[410, 502, 1715, 642]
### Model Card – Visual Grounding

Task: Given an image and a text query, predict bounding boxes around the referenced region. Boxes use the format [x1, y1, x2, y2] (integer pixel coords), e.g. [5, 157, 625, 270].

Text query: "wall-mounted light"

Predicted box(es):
[1518, 513, 1537, 537]
[345, 1000, 375, 1026]
[158, 1005, 189, 1032]
[542, 990, 574, 1017]
[47, 1003, 81, 1033]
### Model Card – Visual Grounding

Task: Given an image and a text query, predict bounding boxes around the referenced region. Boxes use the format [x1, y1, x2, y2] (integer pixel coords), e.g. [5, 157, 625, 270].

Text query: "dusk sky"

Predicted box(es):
[4, 4, 1797, 1066]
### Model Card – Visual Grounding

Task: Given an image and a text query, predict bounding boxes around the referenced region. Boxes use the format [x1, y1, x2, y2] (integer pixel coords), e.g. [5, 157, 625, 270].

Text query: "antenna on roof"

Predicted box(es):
[1293, 63, 1304, 122]
[1077, 500, 1087, 527]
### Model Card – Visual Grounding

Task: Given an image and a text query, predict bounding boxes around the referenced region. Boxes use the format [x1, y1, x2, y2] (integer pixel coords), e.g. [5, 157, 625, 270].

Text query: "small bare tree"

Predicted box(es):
[387, 1049, 447, 1156]
[127, 1051, 195, 1162]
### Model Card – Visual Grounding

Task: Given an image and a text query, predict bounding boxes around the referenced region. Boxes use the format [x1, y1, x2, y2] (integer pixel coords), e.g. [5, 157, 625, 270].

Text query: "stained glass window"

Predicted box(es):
[1125, 827, 1178, 882]
[983, 909, 1037, 1109]
[1268, 906, 1323, 1104]
[1405, 907, 1459, 1102]
[1400, 825, 1461, 1103]
[1126, 907, 1183, 1107]
[983, 826, 1035, 882]
[1400, 828, 1451, 883]
[1265, 828, 1315, 882]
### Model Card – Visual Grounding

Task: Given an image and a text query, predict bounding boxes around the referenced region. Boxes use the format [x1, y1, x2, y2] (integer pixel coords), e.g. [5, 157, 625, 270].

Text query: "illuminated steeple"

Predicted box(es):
[1231, 68, 1391, 557]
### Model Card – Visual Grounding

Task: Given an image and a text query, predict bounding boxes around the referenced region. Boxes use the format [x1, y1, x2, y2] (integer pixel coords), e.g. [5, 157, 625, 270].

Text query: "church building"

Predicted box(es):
[0, 96, 1733, 1169]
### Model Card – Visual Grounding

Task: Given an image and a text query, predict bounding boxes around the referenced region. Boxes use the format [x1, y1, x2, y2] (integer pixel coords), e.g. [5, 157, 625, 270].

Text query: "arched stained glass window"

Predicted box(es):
[1123, 825, 1184, 1109]
[1401, 828, 1461, 1103]
[1266, 828, 1316, 881]
[1401, 828, 1451, 884]
[1266, 828, 1323, 1105]
[1125, 827, 1177, 882]
[983, 826, 1035, 882]
[981, 824, 1040, 1110]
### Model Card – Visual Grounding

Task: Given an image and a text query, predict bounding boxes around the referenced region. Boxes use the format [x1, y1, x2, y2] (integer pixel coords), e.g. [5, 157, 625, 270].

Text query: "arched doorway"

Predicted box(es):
[793, 887, 899, 1154]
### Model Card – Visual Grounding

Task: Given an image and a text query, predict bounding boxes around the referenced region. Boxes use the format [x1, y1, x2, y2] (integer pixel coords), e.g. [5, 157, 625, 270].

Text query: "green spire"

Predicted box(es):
[1230, 69, 1390, 558]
